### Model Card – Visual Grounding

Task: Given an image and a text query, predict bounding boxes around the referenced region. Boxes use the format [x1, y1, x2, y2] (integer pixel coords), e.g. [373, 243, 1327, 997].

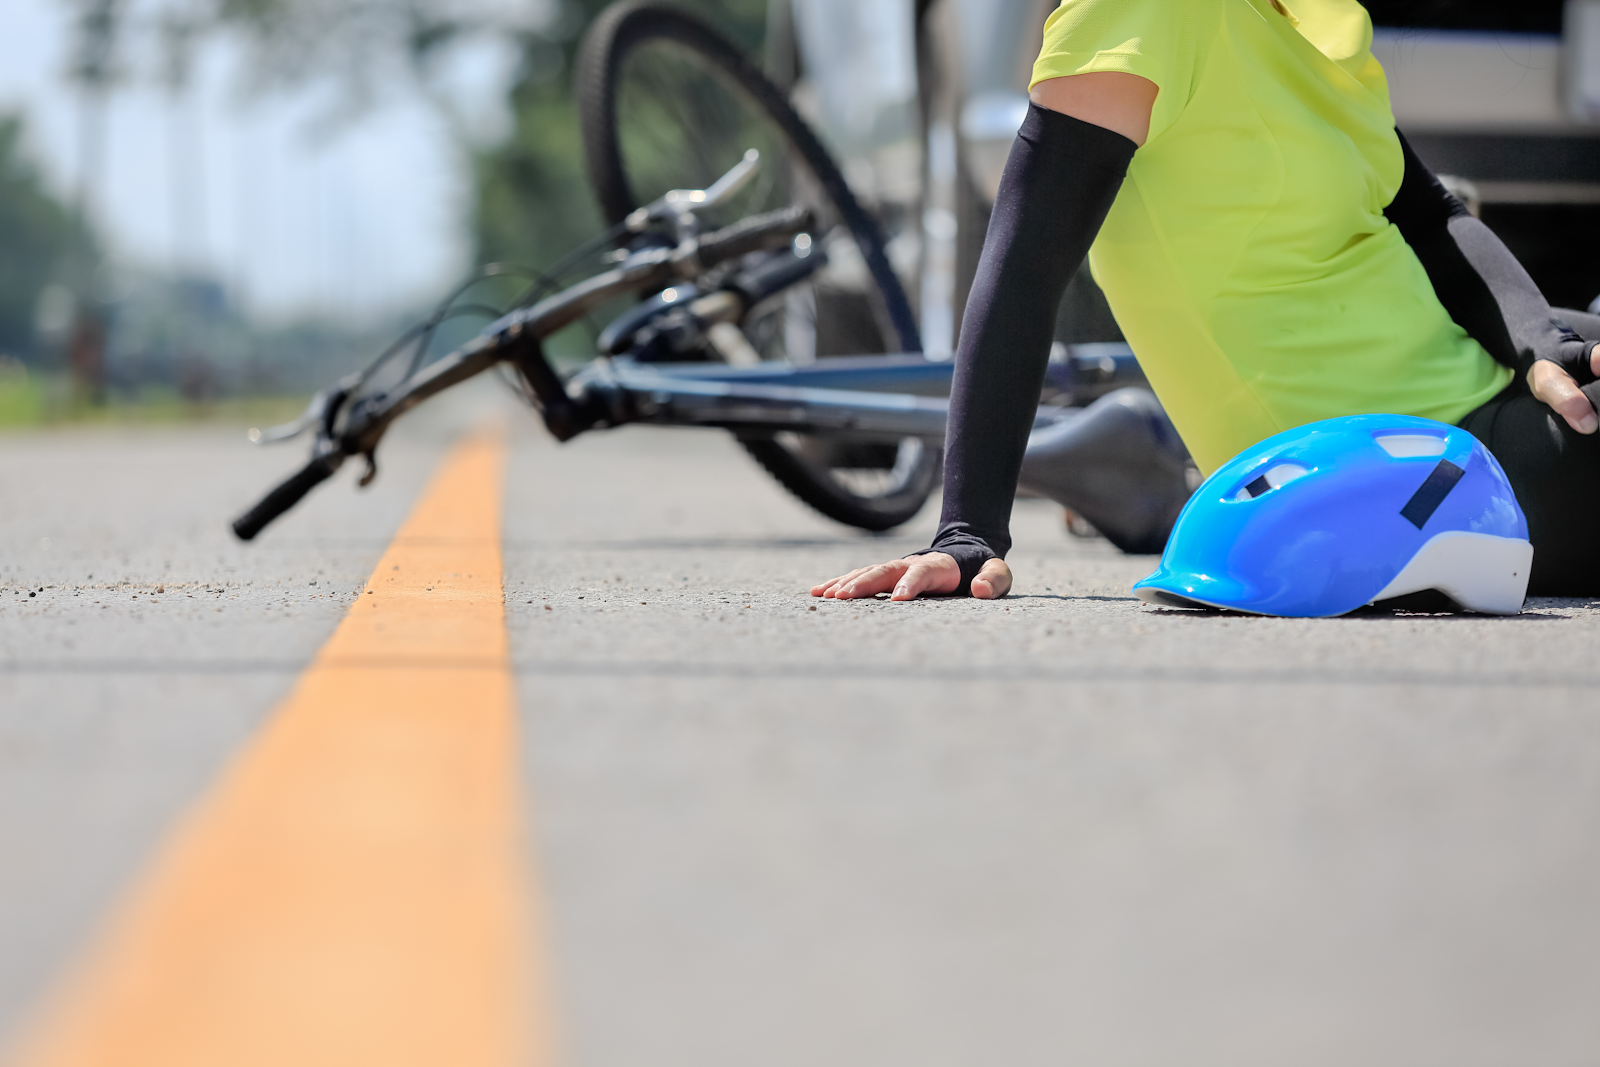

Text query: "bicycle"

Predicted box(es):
[232, 4, 1157, 544]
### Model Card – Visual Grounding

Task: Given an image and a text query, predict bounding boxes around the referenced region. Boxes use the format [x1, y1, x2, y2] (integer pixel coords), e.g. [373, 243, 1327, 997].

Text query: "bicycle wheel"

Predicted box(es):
[576, 0, 939, 531]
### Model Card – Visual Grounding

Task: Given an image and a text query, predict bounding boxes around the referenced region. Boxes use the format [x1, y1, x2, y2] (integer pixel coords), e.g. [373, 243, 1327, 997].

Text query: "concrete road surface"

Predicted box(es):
[2, 383, 1598, 1066]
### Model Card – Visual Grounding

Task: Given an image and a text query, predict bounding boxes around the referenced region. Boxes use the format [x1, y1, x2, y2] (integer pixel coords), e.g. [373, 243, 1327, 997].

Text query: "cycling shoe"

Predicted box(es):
[1018, 387, 1193, 554]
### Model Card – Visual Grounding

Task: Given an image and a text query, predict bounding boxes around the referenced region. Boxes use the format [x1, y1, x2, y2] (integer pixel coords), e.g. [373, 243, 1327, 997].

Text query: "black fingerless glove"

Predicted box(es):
[905, 533, 998, 595]
[1535, 318, 1598, 386]
[913, 103, 1137, 595]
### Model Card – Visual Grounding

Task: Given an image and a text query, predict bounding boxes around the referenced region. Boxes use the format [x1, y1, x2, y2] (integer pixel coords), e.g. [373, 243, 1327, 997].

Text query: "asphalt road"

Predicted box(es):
[2, 382, 1598, 1066]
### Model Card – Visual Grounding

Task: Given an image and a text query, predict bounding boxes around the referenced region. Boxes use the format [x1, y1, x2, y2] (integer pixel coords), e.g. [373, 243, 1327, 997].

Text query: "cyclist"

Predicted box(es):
[813, 0, 1600, 603]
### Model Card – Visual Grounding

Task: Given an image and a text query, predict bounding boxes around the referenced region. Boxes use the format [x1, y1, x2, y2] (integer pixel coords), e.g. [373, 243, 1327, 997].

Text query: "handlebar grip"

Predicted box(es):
[231, 453, 342, 541]
[728, 246, 826, 307]
[697, 205, 815, 268]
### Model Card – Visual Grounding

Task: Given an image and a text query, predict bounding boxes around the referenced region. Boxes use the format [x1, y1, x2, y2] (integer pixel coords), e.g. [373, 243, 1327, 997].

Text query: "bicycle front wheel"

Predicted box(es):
[575, 0, 938, 531]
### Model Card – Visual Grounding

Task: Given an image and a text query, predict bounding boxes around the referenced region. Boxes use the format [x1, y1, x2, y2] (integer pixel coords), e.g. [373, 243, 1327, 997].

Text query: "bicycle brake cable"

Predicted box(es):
[403, 263, 552, 381]
[511, 219, 632, 308]
[354, 218, 635, 399]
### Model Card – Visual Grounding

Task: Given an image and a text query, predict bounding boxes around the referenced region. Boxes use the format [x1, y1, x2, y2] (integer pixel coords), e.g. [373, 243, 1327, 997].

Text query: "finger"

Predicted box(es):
[818, 564, 888, 598]
[969, 558, 1014, 600]
[815, 577, 867, 598]
[889, 560, 940, 600]
[836, 561, 909, 600]
[890, 553, 961, 600]
[1530, 361, 1598, 434]
[839, 563, 905, 600]
[811, 565, 874, 597]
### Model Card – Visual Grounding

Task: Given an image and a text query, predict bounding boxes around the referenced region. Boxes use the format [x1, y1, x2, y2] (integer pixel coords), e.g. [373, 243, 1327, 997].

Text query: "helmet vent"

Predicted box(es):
[1233, 462, 1309, 501]
[1375, 433, 1447, 458]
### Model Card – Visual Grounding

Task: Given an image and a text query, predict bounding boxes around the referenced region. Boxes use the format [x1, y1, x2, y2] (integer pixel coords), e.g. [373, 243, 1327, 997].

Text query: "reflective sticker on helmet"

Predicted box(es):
[1399, 459, 1465, 529]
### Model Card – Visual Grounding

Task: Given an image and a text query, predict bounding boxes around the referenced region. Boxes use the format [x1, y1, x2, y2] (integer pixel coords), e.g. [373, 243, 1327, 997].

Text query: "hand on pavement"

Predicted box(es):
[810, 552, 1013, 601]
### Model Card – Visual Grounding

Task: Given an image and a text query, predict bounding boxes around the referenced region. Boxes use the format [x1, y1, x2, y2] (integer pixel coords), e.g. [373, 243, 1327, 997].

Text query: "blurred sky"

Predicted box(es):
[0, 0, 523, 324]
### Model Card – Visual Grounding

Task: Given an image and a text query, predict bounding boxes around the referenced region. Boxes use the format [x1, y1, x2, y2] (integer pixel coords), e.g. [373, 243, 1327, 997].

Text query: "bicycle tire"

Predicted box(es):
[576, 1, 939, 531]
[577, 1, 919, 350]
[740, 433, 941, 532]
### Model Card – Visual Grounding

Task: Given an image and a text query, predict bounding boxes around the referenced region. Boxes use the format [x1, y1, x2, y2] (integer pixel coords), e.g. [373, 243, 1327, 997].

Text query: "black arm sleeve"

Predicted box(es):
[1385, 129, 1596, 383]
[907, 103, 1137, 593]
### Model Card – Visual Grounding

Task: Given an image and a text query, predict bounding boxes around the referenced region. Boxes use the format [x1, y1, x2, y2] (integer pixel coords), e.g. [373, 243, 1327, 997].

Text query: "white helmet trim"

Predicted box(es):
[1369, 531, 1532, 615]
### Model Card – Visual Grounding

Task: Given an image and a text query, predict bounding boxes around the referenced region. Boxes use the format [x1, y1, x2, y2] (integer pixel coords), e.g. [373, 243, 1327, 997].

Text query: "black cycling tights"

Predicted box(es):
[1461, 306, 1600, 596]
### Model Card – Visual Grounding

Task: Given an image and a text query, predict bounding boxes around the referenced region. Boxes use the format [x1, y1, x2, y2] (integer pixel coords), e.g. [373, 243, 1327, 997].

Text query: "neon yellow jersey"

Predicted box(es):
[1031, 0, 1512, 474]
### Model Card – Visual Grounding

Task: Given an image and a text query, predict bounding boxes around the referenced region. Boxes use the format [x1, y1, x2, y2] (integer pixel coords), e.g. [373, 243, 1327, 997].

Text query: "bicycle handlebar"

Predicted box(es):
[232, 200, 815, 540]
[696, 205, 813, 268]
[231, 452, 344, 541]
[626, 148, 762, 230]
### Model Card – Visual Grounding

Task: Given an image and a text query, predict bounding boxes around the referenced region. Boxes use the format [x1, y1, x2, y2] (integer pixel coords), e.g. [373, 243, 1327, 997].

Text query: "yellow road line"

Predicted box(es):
[9, 433, 551, 1067]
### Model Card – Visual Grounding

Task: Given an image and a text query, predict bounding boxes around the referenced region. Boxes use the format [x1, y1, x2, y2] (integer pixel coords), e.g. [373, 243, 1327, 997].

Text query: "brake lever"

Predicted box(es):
[700, 149, 762, 208]
[247, 373, 362, 445]
[626, 149, 761, 232]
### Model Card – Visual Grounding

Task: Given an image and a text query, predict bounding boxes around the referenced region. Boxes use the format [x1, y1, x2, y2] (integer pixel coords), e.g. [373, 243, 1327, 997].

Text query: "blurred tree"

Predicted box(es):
[470, 0, 768, 270]
[166, 0, 522, 116]
[0, 114, 79, 361]
[122, 0, 767, 293]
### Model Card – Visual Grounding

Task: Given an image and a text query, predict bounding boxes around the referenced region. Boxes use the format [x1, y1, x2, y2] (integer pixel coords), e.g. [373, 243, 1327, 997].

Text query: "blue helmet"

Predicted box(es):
[1132, 414, 1531, 617]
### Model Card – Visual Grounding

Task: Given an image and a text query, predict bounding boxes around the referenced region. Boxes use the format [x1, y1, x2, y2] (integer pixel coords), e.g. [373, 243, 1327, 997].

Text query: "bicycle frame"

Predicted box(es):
[232, 322, 1145, 541]
[337, 331, 1143, 461]
[230, 149, 1150, 541]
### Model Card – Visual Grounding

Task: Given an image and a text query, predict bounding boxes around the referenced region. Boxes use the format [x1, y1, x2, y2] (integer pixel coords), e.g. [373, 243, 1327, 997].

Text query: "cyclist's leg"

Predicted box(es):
[1019, 387, 1192, 554]
[1460, 374, 1600, 595]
